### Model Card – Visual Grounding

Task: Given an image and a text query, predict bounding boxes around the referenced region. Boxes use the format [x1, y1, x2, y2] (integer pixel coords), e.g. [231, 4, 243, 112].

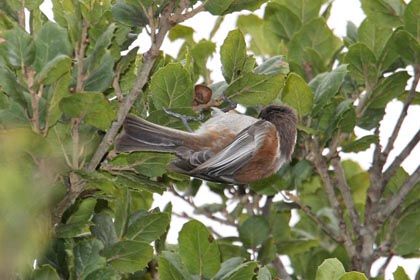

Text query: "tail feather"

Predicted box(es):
[115, 115, 193, 153]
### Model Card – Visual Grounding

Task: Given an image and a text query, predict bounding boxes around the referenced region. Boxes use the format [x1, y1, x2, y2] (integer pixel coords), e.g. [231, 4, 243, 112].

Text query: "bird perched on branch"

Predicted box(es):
[115, 105, 297, 185]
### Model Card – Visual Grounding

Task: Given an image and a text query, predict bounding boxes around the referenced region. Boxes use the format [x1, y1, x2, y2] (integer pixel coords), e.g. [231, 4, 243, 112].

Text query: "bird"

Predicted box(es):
[115, 105, 297, 185]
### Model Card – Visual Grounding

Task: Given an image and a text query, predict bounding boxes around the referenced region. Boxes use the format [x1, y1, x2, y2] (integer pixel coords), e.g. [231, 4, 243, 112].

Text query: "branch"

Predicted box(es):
[272, 256, 292, 280]
[381, 67, 420, 169]
[378, 164, 420, 222]
[331, 157, 361, 236]
[311, 140, 357, 260]
[284, 191, 342, 243]
[382, 128, 420, 186]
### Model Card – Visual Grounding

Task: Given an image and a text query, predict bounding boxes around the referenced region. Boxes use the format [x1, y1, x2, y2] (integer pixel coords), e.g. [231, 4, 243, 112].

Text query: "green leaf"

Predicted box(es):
[315, 258, 345, 280]
[393, 266, 410, 280]
[237, 14, 278, 56]
[225, 73, 284, 106]
[342, 135, 378, 153]
[46, 72, 72, 127]
[273, 0, 323, 23]
[34, 22, 73, 72]
[238, 215, 270, 249]
[178, 220, 221, 278]
[216, 261, 259, 280]
[276, 239, 319, 255]
[56, 197, 96, 238]
[281, 73, 313, 117]
[59, 92, 115, 130]
[111, 2, 148, 27]
[35, 55, 72, 85]
[254, 56, 289, 75]
[73, 239, 106, 279]
[205, 0, 233, 15]
[0, 27, 34, 67]
[359, 18, 392, 56]
[404, 0, 420, 41]
[361, 0, 404, 28]
[367, 71, 410, 109]
[345, 43, 378, 86]
[310, 65, 348, 115]
[223, 0, 267, 14]
[168, 24, 194, 42]
[102, 240, 153, 273]
[158, 251, 193, 280]
[257, 266, 272, 280]
[84, 267, 121, 280]
[392, 201, 420, 255]
[0, 65, 28, 107]
[213, 257, 244, 279]
[339, 272, 368, 280]
[125, 152, 172, 178]
[125, 212, 170, 242]
[264, 3, 301, 42]
[32, 264, 60, 280]
[150, 63, 193, 109]
[392, 30, 420, 63]
[84, 53, 115, 92]
[288, 18, 342, 74]
[91, 211, 118, 247]
[113, 187, 130, 239]
[220, 29, 247, 83]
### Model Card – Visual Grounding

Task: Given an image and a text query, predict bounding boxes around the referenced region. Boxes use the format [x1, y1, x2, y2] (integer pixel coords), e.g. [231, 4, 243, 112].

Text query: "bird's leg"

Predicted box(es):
[220, 94, 237, 112]
[162, 107, 204, 132]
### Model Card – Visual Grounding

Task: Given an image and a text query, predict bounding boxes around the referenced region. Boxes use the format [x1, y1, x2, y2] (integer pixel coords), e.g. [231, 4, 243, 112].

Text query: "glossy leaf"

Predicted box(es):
[342, 135, 378, 153]
[111, 2, 148, 27]
[32, 265, 60, 280]
[392, 30, 420, 63]
[215, 261, 258, 280]
[224, 0, 267, 14]
[213, 257, 244, 279]
[91, 211, 118, 247]
[367, 71, 409, 109]
[46, 72, 72, 127]
[150, 63, 193, 109]
[404, 0, 420, 41]
[273, 0, 323, 23]
[257, 266, 272, 280]
[254, 56, 289, 75]
[393, 266, 410, 280]
[125, 152, 172, 178]
[84, 53, 115, 92]
[220, 29, 247, 83]
[84, 267, 121, 280]
[102, 240, 153, 273]
[281, 72, 313, 117]
[358, 18, 392, 56]
[178, 220, 220, 278]
[225, 73, 284, 105]
[361, 0, 404, 28]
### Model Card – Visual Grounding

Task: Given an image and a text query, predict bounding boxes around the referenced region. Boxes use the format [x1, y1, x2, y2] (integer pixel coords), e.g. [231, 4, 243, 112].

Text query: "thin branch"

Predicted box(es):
[272, 256, 292, 280]
[284, 191, 342, 243]
[376, 254, 394, 278]
[311, 140, 357, 260]
[331, 157, 361, 236]
[378, 164, 420, 222]
[75, 20, 89, 92]
[382, 128, 420, 186]
[71, 118, 81, 169]
[381, 67, 420, 168]
[169, 4, 206, 23]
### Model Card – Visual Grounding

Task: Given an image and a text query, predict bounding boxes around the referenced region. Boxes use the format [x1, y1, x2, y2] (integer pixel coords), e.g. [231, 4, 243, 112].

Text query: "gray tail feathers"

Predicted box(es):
[115, 115, 193, 154]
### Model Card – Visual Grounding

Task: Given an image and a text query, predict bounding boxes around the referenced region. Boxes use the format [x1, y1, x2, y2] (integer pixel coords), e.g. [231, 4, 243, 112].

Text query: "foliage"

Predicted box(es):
[0, 0, 419, 279]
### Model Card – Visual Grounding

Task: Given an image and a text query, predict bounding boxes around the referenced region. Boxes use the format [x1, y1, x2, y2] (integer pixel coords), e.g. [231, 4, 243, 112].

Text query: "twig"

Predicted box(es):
[382, 128, 420, 186]
[71, 118, 81, 169]
[272, 256, 292, 280]
[311, 140, 357, 262]
[284, 191, 342, 243]
[172, 211, 224, 238]
[378, 164, 420, 222]
[331, 157, 361, 236]
[76, 20, 89, 92]
[376, 254, 394, 278]
[381, 68, 420, 168]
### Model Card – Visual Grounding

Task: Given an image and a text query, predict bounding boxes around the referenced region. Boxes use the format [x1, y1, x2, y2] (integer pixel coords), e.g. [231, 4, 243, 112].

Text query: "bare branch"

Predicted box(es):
[382, 128, 420, 186]
[331, 157, 361, 236]
[272, 256, 292, 280]
[378, 164, 420, 222]
[284, 191, 342, 243]
[381, 68, 420, 169]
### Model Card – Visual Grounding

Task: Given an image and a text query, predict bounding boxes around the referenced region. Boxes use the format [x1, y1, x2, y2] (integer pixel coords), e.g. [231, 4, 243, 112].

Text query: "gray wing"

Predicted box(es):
[169, 120, 274, 184]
